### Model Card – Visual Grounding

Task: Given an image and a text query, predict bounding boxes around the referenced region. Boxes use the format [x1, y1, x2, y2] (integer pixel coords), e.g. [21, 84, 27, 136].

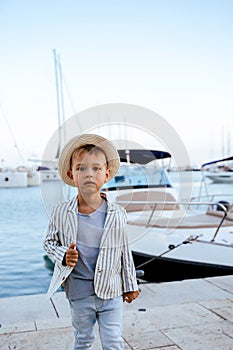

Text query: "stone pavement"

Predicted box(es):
[1, 275, 233, 349]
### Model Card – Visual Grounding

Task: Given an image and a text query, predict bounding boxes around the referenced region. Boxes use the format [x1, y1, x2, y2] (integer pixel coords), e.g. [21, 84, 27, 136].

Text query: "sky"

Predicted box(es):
[0, 0, 233, 168]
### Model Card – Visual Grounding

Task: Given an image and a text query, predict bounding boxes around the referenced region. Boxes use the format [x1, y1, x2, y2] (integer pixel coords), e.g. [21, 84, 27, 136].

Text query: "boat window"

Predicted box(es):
[102, 164, 172, 190]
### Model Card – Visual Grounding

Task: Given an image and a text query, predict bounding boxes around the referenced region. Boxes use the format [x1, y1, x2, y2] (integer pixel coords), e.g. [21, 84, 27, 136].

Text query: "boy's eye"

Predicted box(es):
[76, 166, 101, 172]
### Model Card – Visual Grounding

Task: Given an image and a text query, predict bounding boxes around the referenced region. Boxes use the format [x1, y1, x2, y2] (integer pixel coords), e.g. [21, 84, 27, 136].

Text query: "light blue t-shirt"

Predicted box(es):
[64, 200, 107, 300]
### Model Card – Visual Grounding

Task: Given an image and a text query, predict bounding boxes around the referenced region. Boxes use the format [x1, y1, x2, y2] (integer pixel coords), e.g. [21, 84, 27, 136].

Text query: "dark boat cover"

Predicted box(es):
[118, 149, 171, 164]
[202, 156, 233, 168]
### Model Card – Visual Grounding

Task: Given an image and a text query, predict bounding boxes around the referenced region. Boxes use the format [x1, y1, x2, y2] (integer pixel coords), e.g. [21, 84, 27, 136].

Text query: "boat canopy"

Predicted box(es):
[118, 149, 171, 164]
[201, 156, 233, 168]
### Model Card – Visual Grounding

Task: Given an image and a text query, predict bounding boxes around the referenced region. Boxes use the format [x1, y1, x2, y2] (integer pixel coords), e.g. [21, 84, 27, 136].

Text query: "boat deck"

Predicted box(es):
[1, 275, 233, 349]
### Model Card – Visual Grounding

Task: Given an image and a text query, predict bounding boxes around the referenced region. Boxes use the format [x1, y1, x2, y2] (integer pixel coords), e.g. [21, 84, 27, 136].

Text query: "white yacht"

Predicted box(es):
[0, 168, 28, 188]
[102, 149, 233, 283]
[202, 155, 233, 184]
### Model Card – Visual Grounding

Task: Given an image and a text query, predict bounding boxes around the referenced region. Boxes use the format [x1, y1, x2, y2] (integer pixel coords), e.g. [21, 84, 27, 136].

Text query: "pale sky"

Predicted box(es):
[0, 0, 233, 168]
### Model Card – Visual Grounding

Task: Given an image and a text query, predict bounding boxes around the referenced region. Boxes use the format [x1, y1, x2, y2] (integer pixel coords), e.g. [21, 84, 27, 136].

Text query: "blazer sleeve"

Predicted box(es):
[43, 205, 68, 265]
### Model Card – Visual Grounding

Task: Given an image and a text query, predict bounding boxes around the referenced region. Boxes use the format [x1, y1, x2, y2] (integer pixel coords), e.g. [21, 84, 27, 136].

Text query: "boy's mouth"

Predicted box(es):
[84, 181, 95, 185]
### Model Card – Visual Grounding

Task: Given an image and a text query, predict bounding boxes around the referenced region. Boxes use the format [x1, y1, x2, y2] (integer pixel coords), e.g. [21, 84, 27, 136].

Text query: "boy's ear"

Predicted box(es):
[105, 168, 111, 182]
[67, 170, 73, 180]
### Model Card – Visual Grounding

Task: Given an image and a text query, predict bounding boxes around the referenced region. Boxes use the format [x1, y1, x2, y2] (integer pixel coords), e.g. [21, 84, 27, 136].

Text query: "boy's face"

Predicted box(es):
[67, 149, 110, 194]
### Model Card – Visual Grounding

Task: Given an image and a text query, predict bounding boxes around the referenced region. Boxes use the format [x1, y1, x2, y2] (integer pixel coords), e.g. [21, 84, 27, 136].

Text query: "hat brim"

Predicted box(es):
[58, 134, 120, 187]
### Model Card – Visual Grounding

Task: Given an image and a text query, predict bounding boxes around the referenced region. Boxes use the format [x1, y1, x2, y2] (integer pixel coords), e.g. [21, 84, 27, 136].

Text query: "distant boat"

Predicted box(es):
[37, 165, 60, 182]
[0, 104, 41, 187]
[205, 172, 233, 184]
[202, 156, 233, 184]
[26, 168, 41, 186]
[16, 165, 41, 186]
[0, 168, 28, 188]
[0, 165, 43, 188]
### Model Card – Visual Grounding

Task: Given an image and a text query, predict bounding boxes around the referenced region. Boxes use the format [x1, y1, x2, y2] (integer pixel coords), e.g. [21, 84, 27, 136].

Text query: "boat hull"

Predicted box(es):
[206, 174, 233, 184]
[133, 251, 233, 283]
[0, 172, 27, 188]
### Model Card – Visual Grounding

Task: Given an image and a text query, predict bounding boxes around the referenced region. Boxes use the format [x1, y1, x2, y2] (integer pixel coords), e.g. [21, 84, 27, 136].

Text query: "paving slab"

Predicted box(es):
[153, 347, 180, 350]
[123, 302, 220, 332]
[199, 297, 233, 310]
[36, 316, 72, 331]
[162, 319, 233, 350]
[50, 292, 71, 318]
[0, 327, 74, 350]
[0, 294, 56, 325]
[0, 321, 36, 335]
[123, 329, 173, 349]
[138, 277, 233, 306]
[199, 298, 233, 323]
[205, 275, 233, 294]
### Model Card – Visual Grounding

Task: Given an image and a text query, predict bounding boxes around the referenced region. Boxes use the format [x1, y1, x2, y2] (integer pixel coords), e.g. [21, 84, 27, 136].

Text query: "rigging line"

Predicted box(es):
[135, 235, 200, 270]
[62, 74, 77, 115]
[62, 73, 83, 133]
[0, 104, 25, 162]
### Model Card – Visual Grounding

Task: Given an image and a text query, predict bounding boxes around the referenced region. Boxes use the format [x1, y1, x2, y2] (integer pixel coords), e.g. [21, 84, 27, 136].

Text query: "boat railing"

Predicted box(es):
[189, 193, 233, 205]
[116, 199, 230, 242]
[188, 194, 233, 216]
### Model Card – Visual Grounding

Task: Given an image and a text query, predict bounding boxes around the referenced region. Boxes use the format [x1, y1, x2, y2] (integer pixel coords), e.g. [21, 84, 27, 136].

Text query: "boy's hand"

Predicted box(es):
[123, 290, 140, 303]
[65, 243, 78, 267]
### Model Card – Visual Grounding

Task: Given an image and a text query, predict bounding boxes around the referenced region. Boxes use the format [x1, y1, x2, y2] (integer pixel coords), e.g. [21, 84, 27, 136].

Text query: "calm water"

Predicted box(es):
[0, 171, 232, 298]
[0, 186, 52, 298]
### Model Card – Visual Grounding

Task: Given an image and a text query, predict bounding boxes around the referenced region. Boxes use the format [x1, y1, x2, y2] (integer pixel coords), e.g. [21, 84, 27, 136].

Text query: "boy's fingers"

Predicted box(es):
[66, 253, 78, 267]
[69, 242, 76, 250]
[67, 250, 78, 259]
[65, 243, 78, 267]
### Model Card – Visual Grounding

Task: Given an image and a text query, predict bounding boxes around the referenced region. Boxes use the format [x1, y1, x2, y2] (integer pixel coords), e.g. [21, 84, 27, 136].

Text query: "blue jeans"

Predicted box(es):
[69, 295, 124, 350]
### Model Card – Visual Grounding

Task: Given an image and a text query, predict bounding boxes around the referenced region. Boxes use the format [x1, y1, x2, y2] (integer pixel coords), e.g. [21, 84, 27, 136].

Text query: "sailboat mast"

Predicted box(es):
[57, 54, 66, 144]
[53, 49, 62, 159]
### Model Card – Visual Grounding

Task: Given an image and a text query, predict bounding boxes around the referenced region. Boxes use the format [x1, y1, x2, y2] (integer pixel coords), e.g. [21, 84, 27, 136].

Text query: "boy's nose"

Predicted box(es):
[85, 168, 94, 177]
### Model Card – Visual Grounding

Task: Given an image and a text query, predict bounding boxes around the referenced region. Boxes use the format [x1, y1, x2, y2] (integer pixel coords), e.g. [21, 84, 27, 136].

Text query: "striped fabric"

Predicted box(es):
[44, 195, 138, 299]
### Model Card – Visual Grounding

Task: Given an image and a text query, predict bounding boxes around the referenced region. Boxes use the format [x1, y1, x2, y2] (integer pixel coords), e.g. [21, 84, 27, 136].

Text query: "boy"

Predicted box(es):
[44, 133, 139, 349]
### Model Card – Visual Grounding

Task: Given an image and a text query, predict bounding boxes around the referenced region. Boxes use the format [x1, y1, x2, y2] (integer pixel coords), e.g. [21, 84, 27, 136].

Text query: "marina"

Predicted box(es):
[1, 2, 233, 347]
[1, 275, 233, 349]
[0, 170, 233, 299]
[1, 155, 233, 349]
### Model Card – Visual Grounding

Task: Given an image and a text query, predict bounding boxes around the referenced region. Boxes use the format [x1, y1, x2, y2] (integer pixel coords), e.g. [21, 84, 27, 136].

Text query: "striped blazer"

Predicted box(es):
[44, 195, 138, 299]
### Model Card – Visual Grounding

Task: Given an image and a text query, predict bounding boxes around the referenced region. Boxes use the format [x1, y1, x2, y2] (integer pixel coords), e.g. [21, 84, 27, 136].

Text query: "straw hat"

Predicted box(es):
[58, 134, 120, 187]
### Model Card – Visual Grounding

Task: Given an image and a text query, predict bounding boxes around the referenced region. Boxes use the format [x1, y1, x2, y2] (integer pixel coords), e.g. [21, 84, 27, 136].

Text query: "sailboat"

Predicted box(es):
[39, 49, 66, 183]
[202, 156, 233, 184]
[0, 105, 40, 187]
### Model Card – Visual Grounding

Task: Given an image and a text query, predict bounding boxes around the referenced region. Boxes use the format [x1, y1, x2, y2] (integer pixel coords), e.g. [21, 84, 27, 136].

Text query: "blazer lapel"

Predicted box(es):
[100, 202, 116, 248]
[67, 196, 79, 244]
